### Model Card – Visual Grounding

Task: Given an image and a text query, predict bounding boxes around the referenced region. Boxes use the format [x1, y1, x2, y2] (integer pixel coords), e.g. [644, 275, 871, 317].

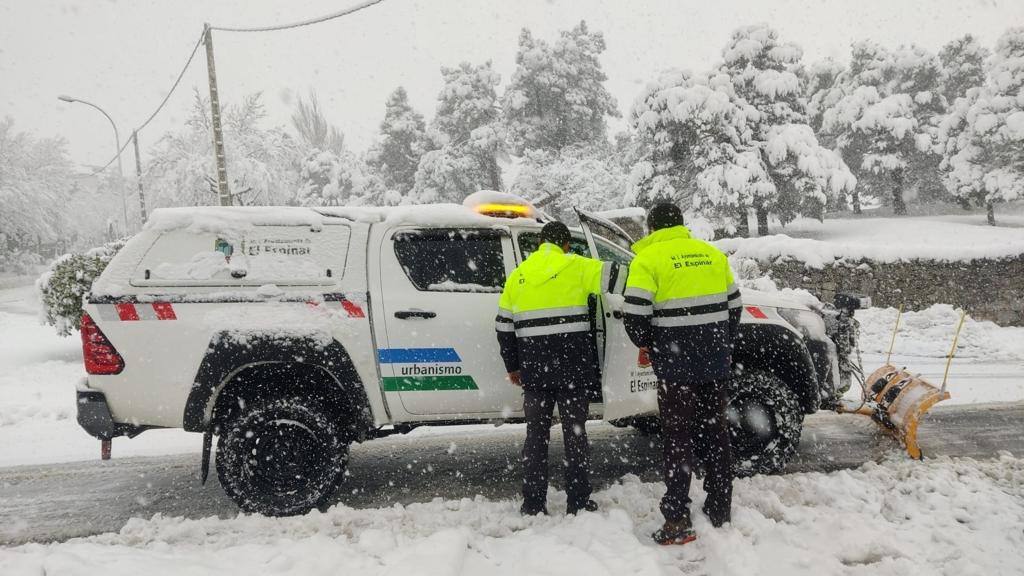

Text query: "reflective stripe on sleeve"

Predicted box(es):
[515, 321, 591, 338]
[651, 310, 730, 327]
[612, 265, 628, 294]
[624, 287, 654, 301]
[495, 321, 516, 332]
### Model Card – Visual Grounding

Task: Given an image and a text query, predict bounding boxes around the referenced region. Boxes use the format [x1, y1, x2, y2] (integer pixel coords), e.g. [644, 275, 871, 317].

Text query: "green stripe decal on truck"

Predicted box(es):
[381, 375, 478, 392]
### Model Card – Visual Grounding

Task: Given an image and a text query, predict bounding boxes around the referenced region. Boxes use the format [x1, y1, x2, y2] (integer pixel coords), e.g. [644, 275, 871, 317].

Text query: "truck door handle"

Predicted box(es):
[395, 309, 436, 319]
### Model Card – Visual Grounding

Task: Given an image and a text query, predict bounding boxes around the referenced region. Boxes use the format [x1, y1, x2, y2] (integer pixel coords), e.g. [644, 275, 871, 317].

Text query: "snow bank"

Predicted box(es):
[716, 215, 1024, 266]
[856, 304, 1024, 362]
[3, 455, 1022, 575]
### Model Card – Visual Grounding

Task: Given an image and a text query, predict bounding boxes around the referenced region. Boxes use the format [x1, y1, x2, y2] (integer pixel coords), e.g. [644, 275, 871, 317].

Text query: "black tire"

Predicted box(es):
[726, 371, 803, 477]
[216, 396, 348, 516]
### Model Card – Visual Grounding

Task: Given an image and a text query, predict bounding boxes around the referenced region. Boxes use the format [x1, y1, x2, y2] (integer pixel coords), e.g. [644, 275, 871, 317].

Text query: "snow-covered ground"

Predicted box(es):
[3, 455, 1022, 575]
[718, 212, 1024, 266]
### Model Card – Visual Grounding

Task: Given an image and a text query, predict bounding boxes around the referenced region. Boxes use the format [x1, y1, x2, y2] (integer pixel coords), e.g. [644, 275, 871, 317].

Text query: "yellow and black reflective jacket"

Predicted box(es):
[495, 242, 619, 391]
[623, 226, 741, 382]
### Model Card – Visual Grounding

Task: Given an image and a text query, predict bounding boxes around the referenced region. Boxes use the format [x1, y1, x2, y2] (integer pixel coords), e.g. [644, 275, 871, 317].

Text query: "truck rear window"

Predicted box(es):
[131, 225, 349, 287]
[393, 229, 506, 292]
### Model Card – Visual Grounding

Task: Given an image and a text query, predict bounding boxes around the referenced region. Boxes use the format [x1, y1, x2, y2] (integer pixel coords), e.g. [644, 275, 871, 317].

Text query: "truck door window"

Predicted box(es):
[594, 237, 633, 266]
[517, 232, 591, 260]
[393, 229, 506, 292]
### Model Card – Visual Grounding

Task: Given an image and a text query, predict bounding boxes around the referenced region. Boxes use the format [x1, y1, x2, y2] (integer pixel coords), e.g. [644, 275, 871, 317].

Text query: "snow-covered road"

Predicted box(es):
[2, 401, 1022, 548]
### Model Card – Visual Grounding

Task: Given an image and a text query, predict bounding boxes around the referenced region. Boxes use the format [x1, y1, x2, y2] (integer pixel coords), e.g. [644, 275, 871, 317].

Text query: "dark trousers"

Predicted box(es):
[521, 386, 592, 511]
[658, 378, 733, 523]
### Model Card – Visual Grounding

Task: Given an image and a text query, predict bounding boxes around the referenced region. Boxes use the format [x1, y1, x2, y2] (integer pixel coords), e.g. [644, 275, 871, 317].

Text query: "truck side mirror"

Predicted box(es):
[834, 292, 871, 312]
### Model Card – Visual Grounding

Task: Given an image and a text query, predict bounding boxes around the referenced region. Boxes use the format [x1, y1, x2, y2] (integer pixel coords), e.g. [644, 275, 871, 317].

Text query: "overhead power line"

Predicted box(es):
[91, 30, 206, 175]
[210, 0, 386, 33]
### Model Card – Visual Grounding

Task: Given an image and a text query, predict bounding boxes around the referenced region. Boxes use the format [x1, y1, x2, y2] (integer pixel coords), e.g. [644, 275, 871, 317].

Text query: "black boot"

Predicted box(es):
[652, 515, 697, 545]
[567, 499, 598, 515]
[702, 504, 730, 528]
[520, 502, 548, 516]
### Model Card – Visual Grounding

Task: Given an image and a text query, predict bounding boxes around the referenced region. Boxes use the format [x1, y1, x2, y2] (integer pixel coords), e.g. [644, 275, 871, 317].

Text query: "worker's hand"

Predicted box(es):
[507, 371, 522, 387]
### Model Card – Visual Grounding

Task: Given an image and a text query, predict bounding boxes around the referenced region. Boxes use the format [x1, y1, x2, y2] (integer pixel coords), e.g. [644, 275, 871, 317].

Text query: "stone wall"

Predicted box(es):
[735, 254, 1024, 326]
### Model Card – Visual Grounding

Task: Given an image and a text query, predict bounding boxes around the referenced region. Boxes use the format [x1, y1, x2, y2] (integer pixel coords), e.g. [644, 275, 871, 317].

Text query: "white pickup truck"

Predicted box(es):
[76, 193, 863, 516]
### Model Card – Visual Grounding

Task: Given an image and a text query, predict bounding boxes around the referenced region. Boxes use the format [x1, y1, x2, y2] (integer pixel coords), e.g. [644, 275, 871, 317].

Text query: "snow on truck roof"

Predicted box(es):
[145, 192, 543, 235]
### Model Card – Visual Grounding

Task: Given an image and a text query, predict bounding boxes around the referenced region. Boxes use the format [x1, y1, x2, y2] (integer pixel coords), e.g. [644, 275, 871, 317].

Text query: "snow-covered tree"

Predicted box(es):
[630, 27, 852, 236]
[296, 148, 385, 207]
[503, 21, 620, 154]
[290, 91, 345, 155]
[939, 35, 991, 104]
[411, 62, 505, 203]
[510, 144, 627, 219]
[366, 87, 428, 197]
[0, 117, 73, 251]
[938, 27, 1024, 225]
[719, 24, 854, 231]
[144, 91, 302, 208]
[821, 41, 945, 215]
[629, 70, 769, 235]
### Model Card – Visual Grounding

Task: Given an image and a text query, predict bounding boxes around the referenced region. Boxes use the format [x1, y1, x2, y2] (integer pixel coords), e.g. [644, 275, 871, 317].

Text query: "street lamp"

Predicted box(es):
[58, 95, 129, 232]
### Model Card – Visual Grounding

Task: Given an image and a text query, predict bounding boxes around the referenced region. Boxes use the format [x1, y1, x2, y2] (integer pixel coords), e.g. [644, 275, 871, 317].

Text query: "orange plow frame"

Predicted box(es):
[840, 364, 951, 459]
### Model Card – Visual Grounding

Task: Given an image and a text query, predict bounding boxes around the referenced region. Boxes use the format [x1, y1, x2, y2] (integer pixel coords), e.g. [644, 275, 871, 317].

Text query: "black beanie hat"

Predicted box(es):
[540, 221, 572, 246]
[647, 203, 684, 231]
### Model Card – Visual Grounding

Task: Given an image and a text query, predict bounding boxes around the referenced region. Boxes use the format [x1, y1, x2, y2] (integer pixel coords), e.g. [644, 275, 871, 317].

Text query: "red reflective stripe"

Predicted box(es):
[115, 303, 139, 321]
[745, 306, 768, 319]
[340, 299, 365, 318]
[152, 302, 177, 320]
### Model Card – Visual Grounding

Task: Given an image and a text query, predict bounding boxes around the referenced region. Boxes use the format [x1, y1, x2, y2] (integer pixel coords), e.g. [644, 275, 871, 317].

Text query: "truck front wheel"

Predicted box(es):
[216, 397, 348, 516]
[727, 371, 803, 477]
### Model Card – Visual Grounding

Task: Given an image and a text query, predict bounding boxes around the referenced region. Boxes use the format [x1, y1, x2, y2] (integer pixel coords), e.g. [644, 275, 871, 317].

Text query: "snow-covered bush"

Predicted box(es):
[37, 240, 124, 337]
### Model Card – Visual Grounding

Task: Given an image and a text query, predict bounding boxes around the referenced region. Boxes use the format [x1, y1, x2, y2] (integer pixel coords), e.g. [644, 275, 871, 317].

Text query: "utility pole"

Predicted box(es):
[132, 131, 148, 223]
[203, 23, 232, 206]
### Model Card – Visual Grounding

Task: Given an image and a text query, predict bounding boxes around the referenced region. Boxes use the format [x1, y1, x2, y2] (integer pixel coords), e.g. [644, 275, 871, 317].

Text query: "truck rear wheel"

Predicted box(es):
[727, 371, 803, 477]
[216, 396, 348, 516]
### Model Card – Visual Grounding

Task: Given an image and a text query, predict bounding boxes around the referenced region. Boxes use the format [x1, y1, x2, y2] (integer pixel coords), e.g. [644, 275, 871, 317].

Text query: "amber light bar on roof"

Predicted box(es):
[473, 203, 534, 218]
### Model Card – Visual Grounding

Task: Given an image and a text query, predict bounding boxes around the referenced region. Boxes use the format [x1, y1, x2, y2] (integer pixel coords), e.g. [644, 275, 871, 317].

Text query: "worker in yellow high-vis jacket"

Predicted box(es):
[494, 222, 622, 516]
[623, 203, 742, 545]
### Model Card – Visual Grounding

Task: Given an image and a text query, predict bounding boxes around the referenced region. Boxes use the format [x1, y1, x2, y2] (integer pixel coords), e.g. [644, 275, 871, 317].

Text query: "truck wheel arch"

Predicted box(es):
[733, 323, 820, 415]
[183, 334, 372, 441]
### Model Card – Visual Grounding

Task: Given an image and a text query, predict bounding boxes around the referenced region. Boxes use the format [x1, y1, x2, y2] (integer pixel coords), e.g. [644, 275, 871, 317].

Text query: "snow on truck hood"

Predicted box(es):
[741, 288, 812, 311]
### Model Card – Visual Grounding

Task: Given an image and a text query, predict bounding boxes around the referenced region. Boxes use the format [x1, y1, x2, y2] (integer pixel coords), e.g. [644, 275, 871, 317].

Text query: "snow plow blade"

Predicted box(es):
[842, 365, 951, 460]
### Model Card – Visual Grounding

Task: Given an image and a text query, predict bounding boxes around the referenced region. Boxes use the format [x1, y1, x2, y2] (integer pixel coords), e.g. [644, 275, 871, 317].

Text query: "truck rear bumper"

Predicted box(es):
[76, 379, 147, 439]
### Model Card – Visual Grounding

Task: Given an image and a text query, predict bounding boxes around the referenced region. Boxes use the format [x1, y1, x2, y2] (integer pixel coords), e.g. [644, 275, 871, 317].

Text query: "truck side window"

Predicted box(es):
[393, 229, 506, 292]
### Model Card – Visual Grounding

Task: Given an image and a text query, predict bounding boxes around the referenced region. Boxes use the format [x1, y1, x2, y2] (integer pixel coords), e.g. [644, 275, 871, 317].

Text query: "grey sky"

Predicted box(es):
[2, 0, 1022, 171]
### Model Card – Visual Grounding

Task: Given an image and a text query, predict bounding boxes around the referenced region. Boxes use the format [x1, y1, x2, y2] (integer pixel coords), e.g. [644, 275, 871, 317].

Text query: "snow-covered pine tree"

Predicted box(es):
[510, 144, 627, 220]
[145, 91, 301, 208]
[938, 27, 1024, 225]
[629, 69, 770, 236]
[366, 87, 429, 198]
[821, 41, 945, 215]
[503, 21, 620, 155]
[939, 35, 991, 104]
[719, 24, 854, 232]
[290, 91, 345, 155]
[411, 62, 505, 204]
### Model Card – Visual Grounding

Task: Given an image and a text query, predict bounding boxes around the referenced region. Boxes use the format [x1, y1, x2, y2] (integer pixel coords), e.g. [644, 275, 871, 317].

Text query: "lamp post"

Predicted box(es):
[58, 95, 129, 232]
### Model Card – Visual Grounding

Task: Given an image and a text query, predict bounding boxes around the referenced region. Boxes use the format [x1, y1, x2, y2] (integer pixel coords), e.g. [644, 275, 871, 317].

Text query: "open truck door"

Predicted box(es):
[575, 209, 660, 421]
